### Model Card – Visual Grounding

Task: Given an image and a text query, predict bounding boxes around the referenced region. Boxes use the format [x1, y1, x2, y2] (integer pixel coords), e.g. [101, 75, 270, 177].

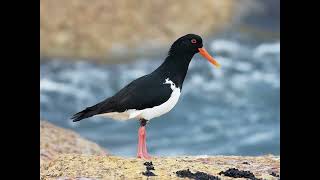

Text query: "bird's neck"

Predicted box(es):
[156, 52, 194, 88]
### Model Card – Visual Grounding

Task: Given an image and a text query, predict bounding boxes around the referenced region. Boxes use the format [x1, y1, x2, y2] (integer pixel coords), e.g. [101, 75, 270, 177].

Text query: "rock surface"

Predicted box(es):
[40, 0, 235, 61]
[40, 120, 108, 166]
[40, 154, 280, 180]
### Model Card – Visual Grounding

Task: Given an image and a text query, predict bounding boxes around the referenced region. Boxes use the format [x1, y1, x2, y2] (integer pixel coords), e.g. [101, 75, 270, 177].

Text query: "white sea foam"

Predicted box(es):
[210, 40, 243, 54]
[241, 130, 276, 145]
[253, 42, 280, 58]
[233, 61, 253, 72]
[40, 78, 93, 100]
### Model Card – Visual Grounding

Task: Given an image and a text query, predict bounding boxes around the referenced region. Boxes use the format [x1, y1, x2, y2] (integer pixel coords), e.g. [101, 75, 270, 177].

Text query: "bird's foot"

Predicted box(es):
[142, 152, 152, 159]
[137, 152, 152, 160]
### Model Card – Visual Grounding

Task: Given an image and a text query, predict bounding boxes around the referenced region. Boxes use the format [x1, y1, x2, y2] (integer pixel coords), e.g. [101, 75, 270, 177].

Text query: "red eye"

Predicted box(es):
[191, 39, 197, 44]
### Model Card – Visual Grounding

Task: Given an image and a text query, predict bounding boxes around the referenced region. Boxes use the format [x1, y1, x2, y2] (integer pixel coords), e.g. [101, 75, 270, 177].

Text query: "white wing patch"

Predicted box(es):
[163, 78, 176, 90]
[99, 78, 181, 121]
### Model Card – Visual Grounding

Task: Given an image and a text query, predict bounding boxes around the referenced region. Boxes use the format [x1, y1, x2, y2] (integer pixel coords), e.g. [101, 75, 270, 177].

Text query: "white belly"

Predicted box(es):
[98, 78, 181, 120]
[137, 87, 180, 120]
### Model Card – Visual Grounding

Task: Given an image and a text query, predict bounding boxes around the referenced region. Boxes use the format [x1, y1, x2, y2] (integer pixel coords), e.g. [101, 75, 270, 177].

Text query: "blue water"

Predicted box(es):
[40, 0, 280, 157]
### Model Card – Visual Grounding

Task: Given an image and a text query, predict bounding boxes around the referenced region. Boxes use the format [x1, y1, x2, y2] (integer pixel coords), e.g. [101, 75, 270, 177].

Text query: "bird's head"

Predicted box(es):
[169, 34, 220, 68]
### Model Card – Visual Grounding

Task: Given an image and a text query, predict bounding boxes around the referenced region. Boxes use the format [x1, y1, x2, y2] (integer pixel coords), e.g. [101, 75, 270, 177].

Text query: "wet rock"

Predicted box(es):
[142, 171, 157, 177]
[142, 161, 156, 176]
[270, 171, 280, 178]
[219, 168, 258, 180]
[176, 169, 220, 180]
[176, 169, 194, 178]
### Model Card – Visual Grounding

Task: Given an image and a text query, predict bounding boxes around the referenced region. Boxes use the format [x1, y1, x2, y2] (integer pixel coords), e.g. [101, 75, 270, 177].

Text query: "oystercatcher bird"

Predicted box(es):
[71, 34, 220, 159]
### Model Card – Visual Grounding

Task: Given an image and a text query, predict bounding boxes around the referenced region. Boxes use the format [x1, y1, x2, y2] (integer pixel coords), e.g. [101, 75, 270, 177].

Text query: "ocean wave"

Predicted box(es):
[253, 42, 280, 58]
[210, 40, 245, 55]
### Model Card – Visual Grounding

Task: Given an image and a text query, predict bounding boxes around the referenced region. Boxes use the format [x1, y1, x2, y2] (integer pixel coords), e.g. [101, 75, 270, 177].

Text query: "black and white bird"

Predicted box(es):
[71, 34, 220, 159]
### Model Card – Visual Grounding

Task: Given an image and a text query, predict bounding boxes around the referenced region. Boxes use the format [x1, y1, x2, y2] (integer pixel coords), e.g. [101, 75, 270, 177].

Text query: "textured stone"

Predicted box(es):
[40, 120, 108, 166]
[40, 154, 280, 180]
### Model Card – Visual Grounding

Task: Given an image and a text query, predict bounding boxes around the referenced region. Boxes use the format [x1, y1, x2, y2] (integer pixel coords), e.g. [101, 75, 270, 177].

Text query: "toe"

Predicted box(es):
[137, 153, 144, 158]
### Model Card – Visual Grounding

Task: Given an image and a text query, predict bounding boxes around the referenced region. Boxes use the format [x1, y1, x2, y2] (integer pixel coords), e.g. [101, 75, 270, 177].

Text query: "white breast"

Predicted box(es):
[98, 78, 181, 120]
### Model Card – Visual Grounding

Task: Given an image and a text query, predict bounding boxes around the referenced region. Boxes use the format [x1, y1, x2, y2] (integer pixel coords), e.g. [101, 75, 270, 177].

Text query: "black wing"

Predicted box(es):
[71, 74, 172, 122]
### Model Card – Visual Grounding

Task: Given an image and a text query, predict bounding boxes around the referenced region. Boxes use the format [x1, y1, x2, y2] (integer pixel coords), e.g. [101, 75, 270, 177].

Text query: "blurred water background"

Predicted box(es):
[40, 0, 279, 156]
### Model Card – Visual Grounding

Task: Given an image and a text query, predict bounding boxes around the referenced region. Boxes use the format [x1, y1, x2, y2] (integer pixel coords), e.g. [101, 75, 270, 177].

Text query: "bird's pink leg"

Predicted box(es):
[137, 126, 145, 158]
[137, 119, 151, 159]
[142, 127, 151, 159]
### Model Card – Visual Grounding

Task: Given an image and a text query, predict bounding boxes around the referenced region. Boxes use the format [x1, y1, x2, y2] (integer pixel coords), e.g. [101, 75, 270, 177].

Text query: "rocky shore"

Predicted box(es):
[40, 0, 235, 62]
[41, 154, 279, 180]
[40, 120, 280, 179]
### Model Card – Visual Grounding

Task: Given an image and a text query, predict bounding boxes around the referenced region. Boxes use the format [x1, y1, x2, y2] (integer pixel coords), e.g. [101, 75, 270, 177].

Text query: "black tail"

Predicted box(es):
[71, 97, 115, 122]
[71, 107, 99, 122]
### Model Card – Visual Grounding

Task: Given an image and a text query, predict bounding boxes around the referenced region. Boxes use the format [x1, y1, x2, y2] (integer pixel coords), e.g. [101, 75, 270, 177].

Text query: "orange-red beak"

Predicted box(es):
[198, 47, 220, 68]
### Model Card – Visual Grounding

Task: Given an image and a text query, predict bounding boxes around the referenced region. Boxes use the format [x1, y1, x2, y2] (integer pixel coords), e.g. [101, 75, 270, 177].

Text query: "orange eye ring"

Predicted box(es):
[191, 39, 197, 44]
